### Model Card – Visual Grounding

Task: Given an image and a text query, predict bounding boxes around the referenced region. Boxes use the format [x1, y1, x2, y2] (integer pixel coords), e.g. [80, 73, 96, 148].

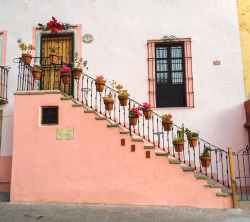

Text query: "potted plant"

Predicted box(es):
[173, 124, 185, 152]
[95, 75, 106, 92]
[185, 128, 199, 148]
[19, 43, 35, 65]
[162, 114, 173, 131]
[128, 107, 142, 126]
[102, 93, 114, 110]
[60, 66, 71, 84]
[72, 52, 88, 79]
[116, 84, 130, 106]
[200, 146, 212, 167]
[49, 46, 59, 64]
[140, 102, 152, 120]
[31, 63, 42, 80]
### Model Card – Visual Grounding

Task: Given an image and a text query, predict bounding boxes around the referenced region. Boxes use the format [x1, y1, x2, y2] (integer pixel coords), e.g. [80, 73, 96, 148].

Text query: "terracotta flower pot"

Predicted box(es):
[129, 116, 138, 126]
[49, 53, 58, 64]
[118, 96, 129, 106]
[162, 120, 173, 131]
[31, 69, 42, 80]
[143, 108, 152, 120]
[72, 68, 82, 79]
[22, 53, 32, 65]
[188, 137, 198, 147]
[60, 71, 71, 84]
[95, 80, 106, 92]
[104, 99, 114, 110]
[173, 141, 184, 152]
[199, 156, 211, 167]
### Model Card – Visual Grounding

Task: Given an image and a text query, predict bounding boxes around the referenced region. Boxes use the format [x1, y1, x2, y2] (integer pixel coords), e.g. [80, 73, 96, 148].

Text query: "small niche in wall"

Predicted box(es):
[41, 106, 58, 125]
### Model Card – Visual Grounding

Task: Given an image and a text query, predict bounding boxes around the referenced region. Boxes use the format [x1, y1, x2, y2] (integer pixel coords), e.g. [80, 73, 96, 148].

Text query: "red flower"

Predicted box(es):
[47, 17, 64, 33]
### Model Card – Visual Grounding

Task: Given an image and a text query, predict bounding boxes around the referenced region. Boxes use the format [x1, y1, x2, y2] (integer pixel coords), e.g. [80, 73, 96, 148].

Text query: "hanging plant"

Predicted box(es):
[128, 107, 142, 126]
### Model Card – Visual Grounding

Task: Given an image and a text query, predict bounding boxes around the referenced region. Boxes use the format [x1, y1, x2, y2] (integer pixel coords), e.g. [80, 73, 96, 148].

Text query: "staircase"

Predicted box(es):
[12, 60, 235, 207]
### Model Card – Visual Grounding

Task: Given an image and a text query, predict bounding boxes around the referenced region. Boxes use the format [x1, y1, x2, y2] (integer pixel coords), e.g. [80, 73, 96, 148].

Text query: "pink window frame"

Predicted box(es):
[147, 39, 194, 108]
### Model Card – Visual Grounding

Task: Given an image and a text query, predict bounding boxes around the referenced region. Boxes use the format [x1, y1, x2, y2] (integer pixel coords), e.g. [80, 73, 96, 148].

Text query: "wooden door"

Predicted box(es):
[40, 34, 74, 95]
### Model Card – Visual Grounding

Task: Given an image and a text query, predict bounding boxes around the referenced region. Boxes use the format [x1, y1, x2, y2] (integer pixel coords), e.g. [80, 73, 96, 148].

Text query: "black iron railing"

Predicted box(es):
[80, 72, 231, 188]
[14, 57, 74, 96]
[15, 58, 233, 189]
[233, 145, 250, 201]
[0, 66, 10, 101]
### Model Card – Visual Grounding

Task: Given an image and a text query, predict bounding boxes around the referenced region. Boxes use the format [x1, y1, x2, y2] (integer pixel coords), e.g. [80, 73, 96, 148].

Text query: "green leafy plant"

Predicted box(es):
[201, 146, 211, 157]
[102, 93, 113, 101]
[33, 63, 42, 70]
[162, 114, 172, 121]
[173, 124, 185, 142]
[49, 45, 57, 54]
[185, 128, 199, 138]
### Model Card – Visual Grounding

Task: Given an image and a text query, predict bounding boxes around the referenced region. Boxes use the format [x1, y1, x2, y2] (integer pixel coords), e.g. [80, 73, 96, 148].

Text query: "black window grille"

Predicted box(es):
[41, 106, 58, 125]
[147, 38, 194, 108]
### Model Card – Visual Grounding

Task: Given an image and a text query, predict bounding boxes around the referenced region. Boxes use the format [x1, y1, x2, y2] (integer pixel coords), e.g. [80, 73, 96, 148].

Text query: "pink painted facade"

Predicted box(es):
[11, 92, 232, 208]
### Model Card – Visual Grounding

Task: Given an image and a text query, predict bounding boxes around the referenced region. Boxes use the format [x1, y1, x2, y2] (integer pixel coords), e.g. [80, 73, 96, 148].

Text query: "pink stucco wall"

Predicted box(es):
[11, 92, 232, 208]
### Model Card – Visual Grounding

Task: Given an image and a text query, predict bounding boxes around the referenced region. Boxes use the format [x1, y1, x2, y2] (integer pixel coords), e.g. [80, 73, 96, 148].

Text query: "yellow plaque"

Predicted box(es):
[56, 128, 74, 140]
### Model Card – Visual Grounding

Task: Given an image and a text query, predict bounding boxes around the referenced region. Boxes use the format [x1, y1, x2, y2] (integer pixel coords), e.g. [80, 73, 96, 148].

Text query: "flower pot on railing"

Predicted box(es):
[199, 156, 211, 167]
[95, 80, 106, 92]
[104, 99, 114, 110]
[143, 108, 152, 120]
[72, 68, 82, 80]
[31, 69, 42, 80]
[60, 71, 71, 84]
[129, 116, 138, 126]
[49, 53, 59, 64]
[162, 120, 173, 131]
[173, 141, 184, 152]
[22, 53, 32, 65]
[118, 96, 129, 106]
[188, 137, 198, 148]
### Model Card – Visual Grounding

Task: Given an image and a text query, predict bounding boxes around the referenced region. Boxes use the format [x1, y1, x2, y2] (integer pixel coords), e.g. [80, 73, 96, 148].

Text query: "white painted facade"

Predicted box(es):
[0, 0, 247, 156]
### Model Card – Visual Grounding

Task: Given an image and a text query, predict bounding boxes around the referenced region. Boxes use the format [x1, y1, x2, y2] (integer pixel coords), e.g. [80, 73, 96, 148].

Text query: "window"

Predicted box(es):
[147, 38, 194, 108]
[41, 106, 58, 125]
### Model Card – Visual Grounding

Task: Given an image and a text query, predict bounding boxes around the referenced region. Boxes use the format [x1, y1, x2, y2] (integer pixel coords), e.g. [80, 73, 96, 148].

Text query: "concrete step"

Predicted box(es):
[168, 158, 181, 164]
[181, 166, 195, 172]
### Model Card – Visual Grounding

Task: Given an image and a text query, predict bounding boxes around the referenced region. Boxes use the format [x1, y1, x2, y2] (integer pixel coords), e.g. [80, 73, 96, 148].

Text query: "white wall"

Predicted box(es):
[0, 0, 247, 155]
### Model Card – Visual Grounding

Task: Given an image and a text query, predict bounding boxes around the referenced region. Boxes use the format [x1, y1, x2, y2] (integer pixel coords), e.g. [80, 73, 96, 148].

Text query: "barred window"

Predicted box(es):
[41, 106, 59, 125]
[147, 38, 194, 107]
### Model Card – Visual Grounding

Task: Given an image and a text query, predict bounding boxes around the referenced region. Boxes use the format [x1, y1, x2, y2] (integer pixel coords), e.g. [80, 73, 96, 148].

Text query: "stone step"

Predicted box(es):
[107, 124, 119, 128]
[216, 192, 232, 197]
[168, 158, 181, 164]
[181, 166, 195, 172]
[194, 172, 208, 180]
[84, 110, 95, 113]
[131, 138, 144, 142]
[95, 117, 107, 120]
[144, 145, 155, 149]
[61, 96, 73, 100]
[155, 152, 168, 156]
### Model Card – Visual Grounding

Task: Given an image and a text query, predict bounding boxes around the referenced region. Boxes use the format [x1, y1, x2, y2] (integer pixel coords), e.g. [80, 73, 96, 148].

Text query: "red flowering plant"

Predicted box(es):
[60, 66, 71, 73]
[96, 75, 106, 83]
[139, 102, 151, 110]
[128, 107, 142, 118]
[38, 17, 69, 33]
